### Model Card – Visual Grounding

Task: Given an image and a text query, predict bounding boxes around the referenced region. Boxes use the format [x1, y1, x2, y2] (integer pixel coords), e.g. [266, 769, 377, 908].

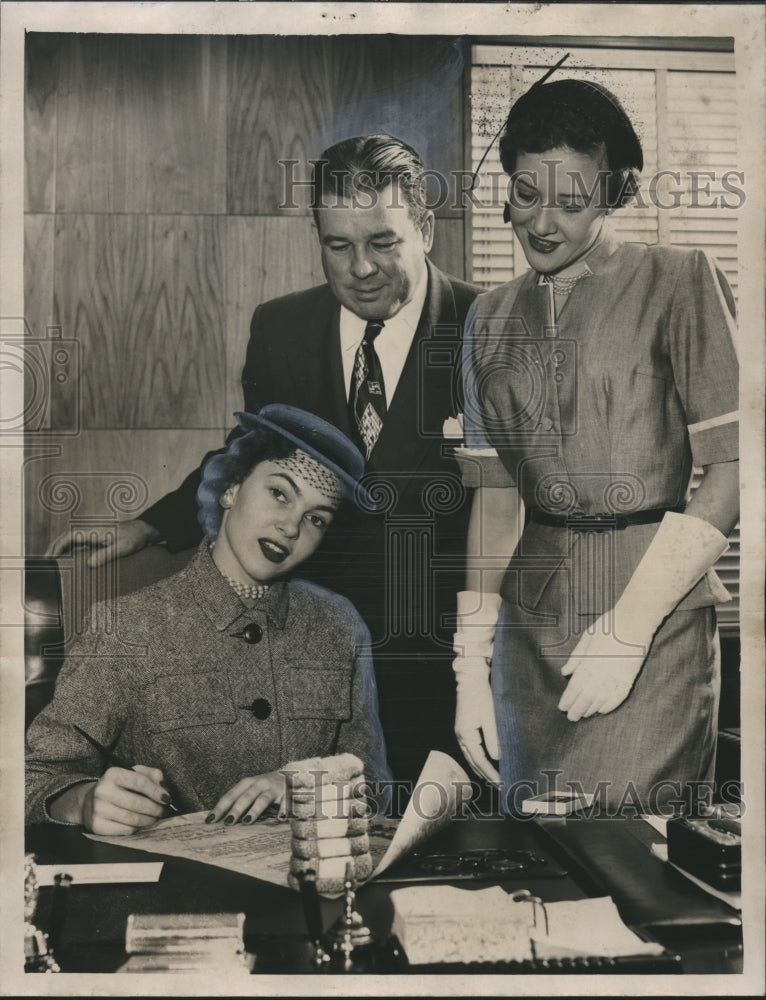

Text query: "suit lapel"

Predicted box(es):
[369, 261, 459, 474]
[292, 289, 353, 436]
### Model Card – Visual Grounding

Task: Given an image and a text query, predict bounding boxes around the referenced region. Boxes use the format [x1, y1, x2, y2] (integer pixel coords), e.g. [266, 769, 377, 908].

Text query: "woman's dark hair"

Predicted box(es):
[499, 79, 643, 208]
[196, 426, 297, 541]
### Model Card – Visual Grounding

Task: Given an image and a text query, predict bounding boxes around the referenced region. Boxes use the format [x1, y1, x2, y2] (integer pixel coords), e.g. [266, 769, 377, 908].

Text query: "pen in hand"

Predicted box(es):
[72, 724, 180, 815]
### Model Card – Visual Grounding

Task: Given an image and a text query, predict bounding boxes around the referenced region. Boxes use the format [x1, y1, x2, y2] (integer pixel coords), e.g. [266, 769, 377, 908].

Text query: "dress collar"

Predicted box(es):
[534, 225, 622, 287]
[189, 539, 290, 631]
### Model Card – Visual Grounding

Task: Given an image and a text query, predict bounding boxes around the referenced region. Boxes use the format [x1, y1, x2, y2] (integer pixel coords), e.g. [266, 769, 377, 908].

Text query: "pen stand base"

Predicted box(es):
[327, 912, 374, 970]
[248, 935, 322, 973]
[248, 934, 380, 974]
[327, 911, 373, 949]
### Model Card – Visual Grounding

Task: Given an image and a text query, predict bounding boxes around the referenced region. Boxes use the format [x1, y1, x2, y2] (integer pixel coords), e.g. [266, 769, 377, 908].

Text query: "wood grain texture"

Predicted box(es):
[389, 36, 468, 219]
[227, 36, 345, 215]
[224, 215, 325, 417]
[23, 428, 224, 555]
[25, 33, 59, 213]
[53, 214, 227, 429]
[227, 35, 468, 217]
[428, 217, 466, 281]
[24, 214, 55, 342]
[56, 34, 227, 214]
[23, 214, 56, 430]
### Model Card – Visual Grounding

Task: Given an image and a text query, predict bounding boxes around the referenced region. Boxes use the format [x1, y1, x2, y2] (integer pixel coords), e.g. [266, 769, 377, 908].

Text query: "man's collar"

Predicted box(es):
[339, 262, 429, 343]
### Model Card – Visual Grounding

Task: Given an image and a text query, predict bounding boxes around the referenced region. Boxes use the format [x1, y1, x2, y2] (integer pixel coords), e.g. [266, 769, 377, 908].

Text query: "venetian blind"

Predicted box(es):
[469, 43, 740, 629]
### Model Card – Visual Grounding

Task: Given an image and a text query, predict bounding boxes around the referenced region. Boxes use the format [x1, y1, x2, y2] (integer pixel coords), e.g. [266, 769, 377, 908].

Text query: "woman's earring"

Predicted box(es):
[220, 490, 233, 509]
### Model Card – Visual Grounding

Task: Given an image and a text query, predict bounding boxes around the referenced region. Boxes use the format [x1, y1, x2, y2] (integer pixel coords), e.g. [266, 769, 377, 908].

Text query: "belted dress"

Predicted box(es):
[459, 232, 739, 812]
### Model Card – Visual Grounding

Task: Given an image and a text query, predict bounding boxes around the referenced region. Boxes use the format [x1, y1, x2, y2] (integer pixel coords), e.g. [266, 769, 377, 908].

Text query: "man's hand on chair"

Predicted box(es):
[46, 519, 162, 568]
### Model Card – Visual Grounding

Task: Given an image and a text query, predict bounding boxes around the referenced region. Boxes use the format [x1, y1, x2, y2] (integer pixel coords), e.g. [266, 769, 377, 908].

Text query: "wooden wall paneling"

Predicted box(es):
[24, 214, 55, 340]
[321, 35, 395, 145]
[23, 214, 56, 430]
[56, 34, 227, 214]
[227, 35, 469, 216]
[228, 35, 395, 216]
[224, 215, 325, 417]
[228, 36, 332, 216]
[53, 214, 227, 429]
[25, 33, 59, 213]
[23, 428, 225, 555]
[428, 217, 466, 281]
[388, 36, 468, 219]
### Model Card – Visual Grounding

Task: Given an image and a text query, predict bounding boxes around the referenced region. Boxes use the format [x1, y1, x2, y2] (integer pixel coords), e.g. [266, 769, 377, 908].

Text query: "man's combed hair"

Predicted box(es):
[311, 133, 428, 225]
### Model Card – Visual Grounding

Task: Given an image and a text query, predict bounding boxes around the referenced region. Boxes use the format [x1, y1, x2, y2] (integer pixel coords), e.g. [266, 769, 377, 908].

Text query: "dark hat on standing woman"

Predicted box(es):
[502, 77, 643, 173]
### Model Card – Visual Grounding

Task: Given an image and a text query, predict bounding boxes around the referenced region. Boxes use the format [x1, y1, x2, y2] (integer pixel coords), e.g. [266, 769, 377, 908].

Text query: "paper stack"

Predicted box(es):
[118, 912, 253, 974]
[390, 887, 666, 966]
[391, 886, 535, 964]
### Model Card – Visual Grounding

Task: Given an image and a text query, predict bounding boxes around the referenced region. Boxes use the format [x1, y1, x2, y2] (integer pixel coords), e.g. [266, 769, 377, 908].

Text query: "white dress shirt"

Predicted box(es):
[339, 266, 429, 404]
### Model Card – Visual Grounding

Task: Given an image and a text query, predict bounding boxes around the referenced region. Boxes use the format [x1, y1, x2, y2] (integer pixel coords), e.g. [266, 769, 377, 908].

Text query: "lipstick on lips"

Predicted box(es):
[259, 538, 289, 563]
[527, 233, 562, 254]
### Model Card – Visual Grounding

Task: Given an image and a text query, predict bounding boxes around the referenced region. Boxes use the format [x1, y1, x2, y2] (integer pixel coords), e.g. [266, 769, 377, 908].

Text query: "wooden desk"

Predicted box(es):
[26, 815, 742, 976]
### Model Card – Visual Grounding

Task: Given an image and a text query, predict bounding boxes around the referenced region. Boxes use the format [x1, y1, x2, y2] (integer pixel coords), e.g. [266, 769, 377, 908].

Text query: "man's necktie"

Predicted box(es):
[350, 320, 386, 460]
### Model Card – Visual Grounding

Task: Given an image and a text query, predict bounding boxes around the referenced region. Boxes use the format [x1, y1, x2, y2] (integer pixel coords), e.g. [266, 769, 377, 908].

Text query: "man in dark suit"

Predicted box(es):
[50, 134, 481, 790]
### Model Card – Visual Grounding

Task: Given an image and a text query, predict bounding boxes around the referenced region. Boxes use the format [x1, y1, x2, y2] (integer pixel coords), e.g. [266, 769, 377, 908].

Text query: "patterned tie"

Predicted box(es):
[350, 320, 386, 459]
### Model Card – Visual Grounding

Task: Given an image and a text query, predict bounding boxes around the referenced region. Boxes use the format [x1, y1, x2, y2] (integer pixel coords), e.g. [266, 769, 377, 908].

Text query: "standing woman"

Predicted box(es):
[452, 78, 739, 813]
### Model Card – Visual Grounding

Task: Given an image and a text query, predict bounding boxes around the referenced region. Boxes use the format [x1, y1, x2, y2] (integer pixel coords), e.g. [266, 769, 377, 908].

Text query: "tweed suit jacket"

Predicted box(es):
[25, 542, 392, 824]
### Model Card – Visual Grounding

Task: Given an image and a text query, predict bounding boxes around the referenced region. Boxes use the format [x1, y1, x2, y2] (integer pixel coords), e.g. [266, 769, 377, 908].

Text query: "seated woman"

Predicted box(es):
[26, 405, 392, 834]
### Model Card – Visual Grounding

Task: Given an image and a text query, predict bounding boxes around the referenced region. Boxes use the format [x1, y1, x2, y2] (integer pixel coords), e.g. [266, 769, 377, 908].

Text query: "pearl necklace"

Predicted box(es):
[208, 541, 269, 600]
[223, 574, 270, 601]
[545, 271, 591, 296]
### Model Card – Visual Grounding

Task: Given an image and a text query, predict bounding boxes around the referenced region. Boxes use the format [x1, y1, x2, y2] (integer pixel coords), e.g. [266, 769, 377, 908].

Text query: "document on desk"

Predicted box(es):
[86, 751, 470, 890]
[87, 812, 294, 888]
[369, 750, 471, 878]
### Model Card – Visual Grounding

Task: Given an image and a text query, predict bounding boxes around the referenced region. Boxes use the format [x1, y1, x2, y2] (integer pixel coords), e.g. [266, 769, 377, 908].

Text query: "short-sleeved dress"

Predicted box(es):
[459, 230, 739, 813]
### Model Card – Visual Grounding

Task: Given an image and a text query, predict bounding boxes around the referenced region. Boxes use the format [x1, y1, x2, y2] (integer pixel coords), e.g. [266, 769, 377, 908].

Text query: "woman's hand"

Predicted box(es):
[206, 772, 285, 825]
[558, 615, 652, 721]
[78, 765, 171, 834]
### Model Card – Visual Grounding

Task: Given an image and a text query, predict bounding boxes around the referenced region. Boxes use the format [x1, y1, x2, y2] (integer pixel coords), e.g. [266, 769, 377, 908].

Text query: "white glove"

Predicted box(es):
[453, 590, 503, 784]
[559, 512, 729, 722]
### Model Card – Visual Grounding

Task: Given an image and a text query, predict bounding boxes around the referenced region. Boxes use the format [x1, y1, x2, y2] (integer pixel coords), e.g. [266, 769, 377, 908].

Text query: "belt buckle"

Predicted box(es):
[565, 512, 621, 532]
